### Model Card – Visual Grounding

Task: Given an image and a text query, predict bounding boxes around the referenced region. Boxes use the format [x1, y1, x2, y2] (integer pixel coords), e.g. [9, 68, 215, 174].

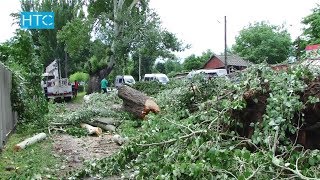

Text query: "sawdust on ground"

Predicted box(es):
[52, 133, 120, 177]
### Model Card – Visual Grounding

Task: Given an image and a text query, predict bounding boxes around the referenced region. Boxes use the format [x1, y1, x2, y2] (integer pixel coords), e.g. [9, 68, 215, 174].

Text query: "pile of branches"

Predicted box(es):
[48, 92, 124, 135]
[71, 64, 320, 179]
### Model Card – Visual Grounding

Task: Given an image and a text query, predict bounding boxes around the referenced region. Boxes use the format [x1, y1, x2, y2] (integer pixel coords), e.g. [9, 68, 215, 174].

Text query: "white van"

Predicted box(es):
[187, 69, 227, 79]
[115, 75, 136, 88]
[143, 73, 169, 84]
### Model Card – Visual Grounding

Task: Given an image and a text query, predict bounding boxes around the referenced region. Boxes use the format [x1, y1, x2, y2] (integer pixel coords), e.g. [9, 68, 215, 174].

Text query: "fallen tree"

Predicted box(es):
[70, 64, 320, 179]
[118, 85, 160, 119]
[14, 133, 47, 151]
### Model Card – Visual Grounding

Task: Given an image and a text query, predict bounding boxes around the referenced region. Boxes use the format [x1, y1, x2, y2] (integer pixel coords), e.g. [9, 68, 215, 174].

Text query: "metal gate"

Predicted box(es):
[0, 63, 17, 149]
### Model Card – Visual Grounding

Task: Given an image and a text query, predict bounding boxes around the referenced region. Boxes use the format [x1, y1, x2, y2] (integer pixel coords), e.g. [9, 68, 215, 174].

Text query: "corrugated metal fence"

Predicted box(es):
[0, 63, 17, 149]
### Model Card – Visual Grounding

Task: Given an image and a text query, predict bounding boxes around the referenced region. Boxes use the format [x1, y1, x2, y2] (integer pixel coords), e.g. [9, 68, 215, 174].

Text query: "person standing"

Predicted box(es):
[74, 80, 79, 97]
[101, 77, 108, 93]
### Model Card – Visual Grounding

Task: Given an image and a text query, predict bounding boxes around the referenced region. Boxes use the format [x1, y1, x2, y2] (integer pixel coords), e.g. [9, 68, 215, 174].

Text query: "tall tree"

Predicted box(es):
[86, 0, 185, 92]
[233, 22, 292, 64]
[85, 0, 147, 92]
[57, 17, 92, 72]
[164, 58, 183, 74]
[297, 4, 320, 60]
[155, 62, 166, 73]
[302, 5, 320, 44]
[16, 0, 84, 77]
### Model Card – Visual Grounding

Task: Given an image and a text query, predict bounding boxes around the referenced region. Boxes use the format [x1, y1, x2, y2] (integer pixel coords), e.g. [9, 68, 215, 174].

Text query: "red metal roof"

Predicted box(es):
[305, 44, 320, 51]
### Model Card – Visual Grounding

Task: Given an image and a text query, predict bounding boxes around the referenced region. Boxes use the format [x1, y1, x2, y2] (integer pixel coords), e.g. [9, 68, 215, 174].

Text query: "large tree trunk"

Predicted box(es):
[87, 0, 140, 94]
[87, 73, 100, 94]
[87, 64, 114, 94]
[118, 85, 160, 119]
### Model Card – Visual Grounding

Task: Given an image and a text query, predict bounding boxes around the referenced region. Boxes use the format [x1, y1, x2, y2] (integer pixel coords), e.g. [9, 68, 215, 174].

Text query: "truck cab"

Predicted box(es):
[41, 60, 74, 101]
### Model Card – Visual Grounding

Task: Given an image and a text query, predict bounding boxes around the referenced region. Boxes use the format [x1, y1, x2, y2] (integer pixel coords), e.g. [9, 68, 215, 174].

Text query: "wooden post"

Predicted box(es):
[224, 16, 228, 73]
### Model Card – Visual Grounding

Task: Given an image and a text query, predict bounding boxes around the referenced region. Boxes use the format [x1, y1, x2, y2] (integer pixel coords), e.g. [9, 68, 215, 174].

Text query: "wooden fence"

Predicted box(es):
[0, 63, 17, 149]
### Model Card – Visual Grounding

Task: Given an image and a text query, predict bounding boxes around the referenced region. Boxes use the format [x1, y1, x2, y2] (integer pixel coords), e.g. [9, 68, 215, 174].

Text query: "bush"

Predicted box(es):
[5, 31, 49, 131]
[69, 72, 89, 82]
[133, 81, 166, 96]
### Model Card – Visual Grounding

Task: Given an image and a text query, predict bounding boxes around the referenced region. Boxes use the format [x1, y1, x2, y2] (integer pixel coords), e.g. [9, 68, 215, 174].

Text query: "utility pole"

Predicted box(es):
[58, 59, 62, 79]
[138, 51, 141, 81]
[296, 36, 300, 61]
[64, 48, 68, 78]
[224, 16, 228, 73]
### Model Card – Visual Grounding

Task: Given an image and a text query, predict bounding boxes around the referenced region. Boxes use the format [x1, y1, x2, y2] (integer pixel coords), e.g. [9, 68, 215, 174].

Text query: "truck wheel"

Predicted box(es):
[64, 97, 72, 102]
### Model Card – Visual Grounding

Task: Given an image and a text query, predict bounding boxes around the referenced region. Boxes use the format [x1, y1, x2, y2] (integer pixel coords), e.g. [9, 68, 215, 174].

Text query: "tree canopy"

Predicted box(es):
[293, 4, 320, 60]
[81, 0, 186, 92]
[17, 0, 84, 77]
[233, 22, 292, 64]
[302, 4, 320, 44]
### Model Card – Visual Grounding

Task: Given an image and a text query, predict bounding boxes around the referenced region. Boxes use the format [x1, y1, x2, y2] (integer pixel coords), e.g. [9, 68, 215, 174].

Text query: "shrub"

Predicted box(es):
[69, 72, 89, 82]
[133, 81, 166, 96]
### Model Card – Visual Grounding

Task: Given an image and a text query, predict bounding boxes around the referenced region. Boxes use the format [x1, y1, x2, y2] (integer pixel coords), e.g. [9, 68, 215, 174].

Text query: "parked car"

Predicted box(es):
[143, 73, 169, 84]
[115, 75, 136, 88]
[187, 69, 228, 80]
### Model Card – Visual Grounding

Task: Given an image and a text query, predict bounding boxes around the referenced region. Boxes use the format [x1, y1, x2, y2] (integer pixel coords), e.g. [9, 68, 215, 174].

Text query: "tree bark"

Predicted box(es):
[87, 64, 114, 94]
[14, 133, 47, 151]
[86, 0, 141, 94]
[118, 85, 160, 119]
[87, 122, 116, 132]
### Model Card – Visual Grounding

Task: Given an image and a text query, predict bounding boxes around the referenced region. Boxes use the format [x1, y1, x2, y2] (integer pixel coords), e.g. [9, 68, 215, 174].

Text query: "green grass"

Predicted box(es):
[0, 132, 63, 179]
[71, 91, 86, 104]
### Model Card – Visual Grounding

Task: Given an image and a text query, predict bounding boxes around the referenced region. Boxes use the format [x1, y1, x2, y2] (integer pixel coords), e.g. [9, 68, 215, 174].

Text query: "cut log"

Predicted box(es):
[80, 123, 102, 136]
[14, 133, 47, 151]
[87, 122, 116, 132]
[118, 85, 160, 119]
[93, 117, 120, 126]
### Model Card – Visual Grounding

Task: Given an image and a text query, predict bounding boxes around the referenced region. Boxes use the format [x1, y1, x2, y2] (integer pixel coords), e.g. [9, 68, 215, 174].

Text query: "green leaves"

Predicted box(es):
[66, 127, 89, 137]
[57, 18, 92, 59]
[302, 5, 320, 45]
[4, 30, 48, 129]
[69, 72, 89, 82]
[69, 64, 320, 179]
[183, 49, 213, 71]
[233, 22, 291, 64]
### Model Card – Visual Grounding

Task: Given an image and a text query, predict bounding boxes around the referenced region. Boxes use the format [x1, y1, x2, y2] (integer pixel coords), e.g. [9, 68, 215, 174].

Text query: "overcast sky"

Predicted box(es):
[0, 0, 319, 59]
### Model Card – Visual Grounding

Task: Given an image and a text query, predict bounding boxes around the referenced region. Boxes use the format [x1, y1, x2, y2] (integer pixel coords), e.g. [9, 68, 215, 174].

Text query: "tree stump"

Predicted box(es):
[118, 85, 160, 119]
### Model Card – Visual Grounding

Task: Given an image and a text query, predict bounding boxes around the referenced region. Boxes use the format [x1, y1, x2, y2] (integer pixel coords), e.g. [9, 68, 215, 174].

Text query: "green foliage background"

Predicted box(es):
[233, 22, 292, 64]
[2, 30, 48, 130]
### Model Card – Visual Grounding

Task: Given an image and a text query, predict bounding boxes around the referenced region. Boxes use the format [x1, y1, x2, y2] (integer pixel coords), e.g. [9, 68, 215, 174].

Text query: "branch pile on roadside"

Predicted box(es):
[70, 64, 320, 179]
